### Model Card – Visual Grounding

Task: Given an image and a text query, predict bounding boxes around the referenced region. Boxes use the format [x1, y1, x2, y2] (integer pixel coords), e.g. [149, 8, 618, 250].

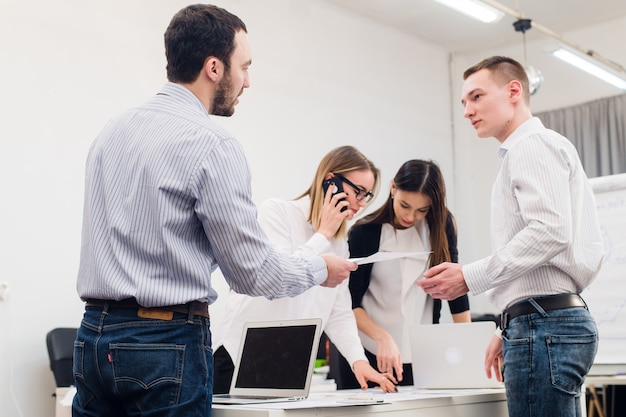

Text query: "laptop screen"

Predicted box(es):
[226, 318, 322, 399]
[234, 324, 318, 389]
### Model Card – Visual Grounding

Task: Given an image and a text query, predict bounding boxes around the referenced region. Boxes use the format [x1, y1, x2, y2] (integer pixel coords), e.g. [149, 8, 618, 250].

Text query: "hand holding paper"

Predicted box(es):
[418, 262, 469, 300]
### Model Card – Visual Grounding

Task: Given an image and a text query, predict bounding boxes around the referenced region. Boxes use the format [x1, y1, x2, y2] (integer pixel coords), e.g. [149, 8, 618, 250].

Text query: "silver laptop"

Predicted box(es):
[212, 318, 322, 404]
[409, 321, 504, 389]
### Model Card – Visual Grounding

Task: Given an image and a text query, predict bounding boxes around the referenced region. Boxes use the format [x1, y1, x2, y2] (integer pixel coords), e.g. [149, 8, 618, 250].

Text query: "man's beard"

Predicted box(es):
[211, 74, 237, 117]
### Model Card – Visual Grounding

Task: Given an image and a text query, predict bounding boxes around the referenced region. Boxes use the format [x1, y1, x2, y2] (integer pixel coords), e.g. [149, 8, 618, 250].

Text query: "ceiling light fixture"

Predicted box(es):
[551, 47, 626, 91]
[461, 0, 626, 92]
[513, 18, 543, 95]
[432, 0, 504, 23]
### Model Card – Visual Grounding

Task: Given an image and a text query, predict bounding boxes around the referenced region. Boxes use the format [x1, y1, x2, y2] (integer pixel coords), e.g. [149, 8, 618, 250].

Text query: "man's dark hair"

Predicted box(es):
[164, 4, 247, 83]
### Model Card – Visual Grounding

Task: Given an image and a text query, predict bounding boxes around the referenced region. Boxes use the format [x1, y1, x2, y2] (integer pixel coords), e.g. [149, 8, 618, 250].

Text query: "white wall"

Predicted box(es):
[1, 0, 625, 415]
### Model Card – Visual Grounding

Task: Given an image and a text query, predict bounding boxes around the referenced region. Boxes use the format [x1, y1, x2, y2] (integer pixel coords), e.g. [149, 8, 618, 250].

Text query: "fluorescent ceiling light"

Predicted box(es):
[552, 47, 626, 90]
[433, 0, 504, 23]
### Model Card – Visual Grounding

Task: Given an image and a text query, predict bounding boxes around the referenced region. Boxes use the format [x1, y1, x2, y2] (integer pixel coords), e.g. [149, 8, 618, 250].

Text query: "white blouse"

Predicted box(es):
[359, 223, 431, 362]
[211, 196, 368, 367]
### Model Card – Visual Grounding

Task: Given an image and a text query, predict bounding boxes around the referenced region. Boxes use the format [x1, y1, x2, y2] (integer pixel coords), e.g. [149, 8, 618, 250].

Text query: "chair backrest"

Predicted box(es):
[46, 327, 77, 387]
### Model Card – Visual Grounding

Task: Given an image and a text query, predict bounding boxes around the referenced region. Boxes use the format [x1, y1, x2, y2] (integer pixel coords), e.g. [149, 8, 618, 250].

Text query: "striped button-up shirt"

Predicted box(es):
[463, 117, 604, 311]
[77, 83, 326, 307]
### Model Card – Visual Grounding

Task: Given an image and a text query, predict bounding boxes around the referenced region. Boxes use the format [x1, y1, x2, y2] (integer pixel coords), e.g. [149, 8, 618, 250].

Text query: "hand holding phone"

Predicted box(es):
[322, 178, 347, 212]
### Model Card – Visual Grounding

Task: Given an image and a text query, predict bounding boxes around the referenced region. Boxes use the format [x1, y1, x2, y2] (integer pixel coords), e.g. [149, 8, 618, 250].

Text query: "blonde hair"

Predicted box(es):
[297, 146, 380, 239]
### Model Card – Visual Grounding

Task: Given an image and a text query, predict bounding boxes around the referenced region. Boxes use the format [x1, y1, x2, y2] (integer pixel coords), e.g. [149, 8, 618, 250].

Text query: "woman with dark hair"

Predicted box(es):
[335, 159, 471, 388]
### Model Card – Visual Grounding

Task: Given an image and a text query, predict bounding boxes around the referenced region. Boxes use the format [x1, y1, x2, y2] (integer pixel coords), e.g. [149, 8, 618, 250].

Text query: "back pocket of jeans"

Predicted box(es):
[546, 333, 597, 394]
[110, 343, 185, 411]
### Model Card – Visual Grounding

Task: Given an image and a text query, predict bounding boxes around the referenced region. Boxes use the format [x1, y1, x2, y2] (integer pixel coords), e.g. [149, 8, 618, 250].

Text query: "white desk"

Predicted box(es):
[211, 388, 508, 417]
[56, 386, 508, 417]
[55, 387, 74, 417]
[586, 375, 626, 386]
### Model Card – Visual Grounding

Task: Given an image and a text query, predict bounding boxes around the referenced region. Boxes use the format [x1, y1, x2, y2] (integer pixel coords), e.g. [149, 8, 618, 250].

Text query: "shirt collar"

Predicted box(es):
[498, 117, 544, 159]
[157, 82, 209, 115]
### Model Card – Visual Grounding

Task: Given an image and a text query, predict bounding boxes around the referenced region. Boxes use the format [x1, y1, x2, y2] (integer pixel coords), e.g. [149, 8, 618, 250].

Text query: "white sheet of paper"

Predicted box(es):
[222, 387, 506, 409]
[349, 251, 431, 265]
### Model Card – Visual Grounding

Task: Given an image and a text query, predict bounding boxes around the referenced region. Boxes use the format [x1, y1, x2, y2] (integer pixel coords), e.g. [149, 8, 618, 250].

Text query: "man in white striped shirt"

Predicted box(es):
[73, 5, 356, 417]
[418, 56, 603, 417]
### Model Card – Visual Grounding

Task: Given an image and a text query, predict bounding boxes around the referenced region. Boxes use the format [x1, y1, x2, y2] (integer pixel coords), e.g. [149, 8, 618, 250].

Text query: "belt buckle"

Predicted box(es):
[501, 311, 509, 330]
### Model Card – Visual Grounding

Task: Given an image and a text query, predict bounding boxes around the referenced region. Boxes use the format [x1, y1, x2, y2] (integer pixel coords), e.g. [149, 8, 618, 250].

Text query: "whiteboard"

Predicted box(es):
[584, 173, 626, 366]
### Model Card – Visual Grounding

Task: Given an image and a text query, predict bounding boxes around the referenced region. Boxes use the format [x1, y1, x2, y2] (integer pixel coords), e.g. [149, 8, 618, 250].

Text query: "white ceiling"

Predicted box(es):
[324, 0, 626, 55]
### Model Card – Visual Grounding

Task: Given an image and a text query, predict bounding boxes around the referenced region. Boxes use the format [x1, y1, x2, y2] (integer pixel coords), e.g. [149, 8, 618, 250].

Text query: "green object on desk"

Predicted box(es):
[315, 359, 327, 368]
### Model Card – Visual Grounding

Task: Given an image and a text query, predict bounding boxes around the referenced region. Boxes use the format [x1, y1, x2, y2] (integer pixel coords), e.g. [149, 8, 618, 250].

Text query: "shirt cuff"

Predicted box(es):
[462, 258, 492, 295]
[308, 232, 333, 254]
[310, 255, 329, 285]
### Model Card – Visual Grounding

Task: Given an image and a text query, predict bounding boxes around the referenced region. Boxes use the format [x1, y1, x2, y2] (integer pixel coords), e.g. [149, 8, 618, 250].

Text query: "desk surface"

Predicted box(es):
[56, 386, 508, 417]
[55, 388, 74, 417]
[586, 375, 626, 386]
[211, 387, 508, 417]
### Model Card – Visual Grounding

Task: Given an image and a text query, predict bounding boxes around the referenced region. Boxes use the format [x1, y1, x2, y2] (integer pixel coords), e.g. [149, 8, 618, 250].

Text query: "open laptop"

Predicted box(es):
[409, 321, 504, 389]
[212, 318, 322, 404]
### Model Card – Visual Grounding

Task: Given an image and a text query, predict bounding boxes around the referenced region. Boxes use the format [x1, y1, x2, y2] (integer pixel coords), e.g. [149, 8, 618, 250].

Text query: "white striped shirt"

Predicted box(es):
[463, 117, 604, 311]
[77, 83, 327, 307]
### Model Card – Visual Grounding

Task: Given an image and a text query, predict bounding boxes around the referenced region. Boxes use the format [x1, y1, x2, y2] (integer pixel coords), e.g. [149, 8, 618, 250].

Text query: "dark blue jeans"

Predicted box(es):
[502, 304, 597, 417]
[72, 305, 213, 417]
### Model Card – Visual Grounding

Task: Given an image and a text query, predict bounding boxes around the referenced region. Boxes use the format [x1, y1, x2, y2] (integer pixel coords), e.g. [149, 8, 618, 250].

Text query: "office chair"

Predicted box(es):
[46, 327, 77, 387]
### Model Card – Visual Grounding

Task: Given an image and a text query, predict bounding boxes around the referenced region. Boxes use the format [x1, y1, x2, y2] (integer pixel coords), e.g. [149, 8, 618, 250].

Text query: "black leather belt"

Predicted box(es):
[86, 298, 210, 319]
[501, 293, 586, 329]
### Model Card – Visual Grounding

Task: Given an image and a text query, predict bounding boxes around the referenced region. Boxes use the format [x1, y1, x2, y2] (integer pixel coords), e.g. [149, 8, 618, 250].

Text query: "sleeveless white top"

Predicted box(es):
[359, 222, 432, 362]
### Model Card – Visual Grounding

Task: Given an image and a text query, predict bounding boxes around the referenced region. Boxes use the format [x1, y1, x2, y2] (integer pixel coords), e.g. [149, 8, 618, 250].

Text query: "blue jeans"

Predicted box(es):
[72, 305, 213, 417]
[502, 304, 598, 417]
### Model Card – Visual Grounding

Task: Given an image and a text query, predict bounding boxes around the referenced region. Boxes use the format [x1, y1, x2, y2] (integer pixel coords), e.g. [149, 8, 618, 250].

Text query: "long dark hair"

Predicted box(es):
[356, 159, 453, 267]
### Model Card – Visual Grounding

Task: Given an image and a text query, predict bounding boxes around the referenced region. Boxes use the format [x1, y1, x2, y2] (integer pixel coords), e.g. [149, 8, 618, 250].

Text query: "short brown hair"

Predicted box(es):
[463, 56, 530, 104]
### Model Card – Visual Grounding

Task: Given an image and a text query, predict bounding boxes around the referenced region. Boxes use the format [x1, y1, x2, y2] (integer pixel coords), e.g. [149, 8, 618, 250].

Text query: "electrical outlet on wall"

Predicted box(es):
[0, 282, 9, 301]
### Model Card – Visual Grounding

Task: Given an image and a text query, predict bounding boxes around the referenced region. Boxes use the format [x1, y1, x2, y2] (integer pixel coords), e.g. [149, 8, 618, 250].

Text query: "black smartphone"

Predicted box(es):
[322, 178, 347, 212]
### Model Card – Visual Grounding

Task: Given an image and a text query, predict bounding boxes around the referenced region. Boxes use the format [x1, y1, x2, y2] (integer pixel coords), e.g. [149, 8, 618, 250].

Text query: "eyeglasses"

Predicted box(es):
[334, 174, 374, 203]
